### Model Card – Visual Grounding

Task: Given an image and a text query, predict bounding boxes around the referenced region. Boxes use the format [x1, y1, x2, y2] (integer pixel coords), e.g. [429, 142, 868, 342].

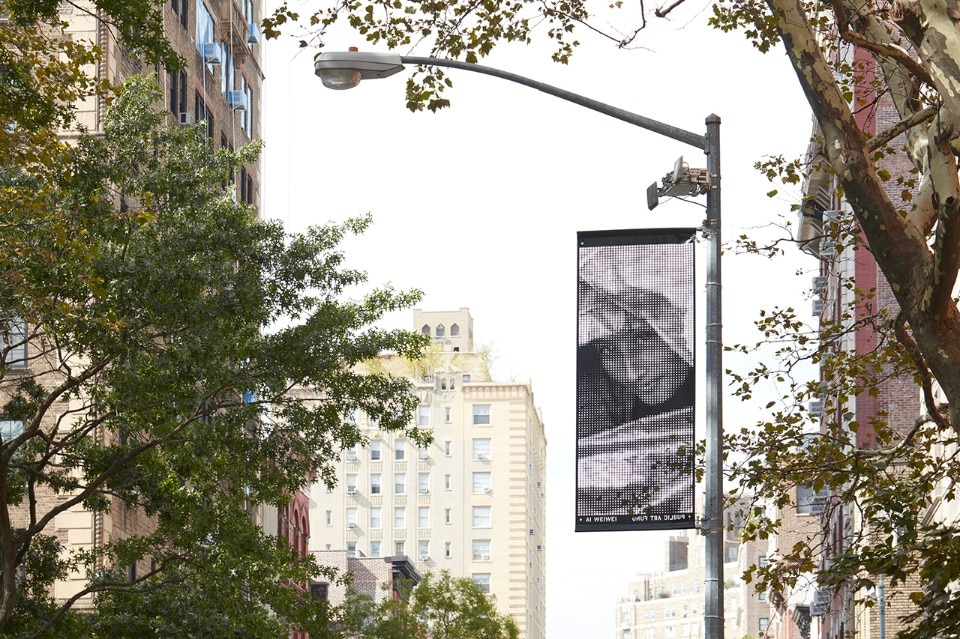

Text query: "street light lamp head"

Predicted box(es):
[314, 50, 405, 90]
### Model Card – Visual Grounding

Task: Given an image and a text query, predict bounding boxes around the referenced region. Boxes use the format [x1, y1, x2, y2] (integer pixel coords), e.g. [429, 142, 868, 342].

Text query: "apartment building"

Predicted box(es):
[65, 0, 263, 212]
[4, 0, 267, 611]
[615, 517, 772, 639]
[308, 308, 548, 639]
[793, 42, 922, 639]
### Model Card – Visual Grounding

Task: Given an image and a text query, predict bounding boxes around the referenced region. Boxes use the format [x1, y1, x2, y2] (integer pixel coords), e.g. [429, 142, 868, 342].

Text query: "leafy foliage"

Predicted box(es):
[318, 571, 520, 639]
[0, 74, 427, 637]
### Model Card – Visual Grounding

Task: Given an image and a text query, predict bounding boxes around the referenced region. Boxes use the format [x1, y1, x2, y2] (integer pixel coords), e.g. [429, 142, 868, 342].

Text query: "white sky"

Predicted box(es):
[261, 4, 815, 637]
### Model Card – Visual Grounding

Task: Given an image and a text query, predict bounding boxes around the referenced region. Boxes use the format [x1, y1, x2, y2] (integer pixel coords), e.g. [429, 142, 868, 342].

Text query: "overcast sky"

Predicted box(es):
[261, 4, 815, 636]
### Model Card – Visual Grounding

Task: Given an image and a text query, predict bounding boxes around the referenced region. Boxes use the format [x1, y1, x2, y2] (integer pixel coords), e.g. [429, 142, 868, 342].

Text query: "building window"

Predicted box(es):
[472, 439, 491, 460]
[758, 554, 768, 567]
[346, 474, 357, 494]
[1, 419, 24, 459]
[445, 541, 452, 557]
[168, 69, 187, 118]
[418, 405, 430, 426]
[371, 440, 381, 461]
[394, 473, 406, 494]
[325, 510, 332, 525]
[418, 506, 430, 528]
[370, 507, 382, 529]
[194, 0, 215, 55]
[240, 74, 254, 138]
[450, 323, 459, 336]
[435, 324, 445, 337]
[421, 324, 430, 335]
[171, 0, 188, 28]
[444, 440, 452, 456]
[370, 540, 381, 557]
[759, 591, 768, 602]
[346, 508, 357, 527]
[310, 582, 329, 601]
[444, 407, 452, 423]
[418, 539, 430, 559]
[370, 473, 381, 494]
[419, 444, 430, 460]
[395, 440, 405, 461]
[472, 404, 491, 425]
[418, 473, 430, 494]
[472, 539, 491, 561]
[759, 618, 769, 634]
[797, 484, 828, 514]
[3, 317, 27, 368]
[472, 573, 491, 594]
[472, 506, 491, 527]
[462, 374, 471, 383]
[221, 47, 235, 96]
[345, 446, 358, 462]
[347, 541, 357, 557]
[445, 508, 452, 524]
[444, 474, 452, 490]
[395, 540, 405, 555]
[394, 507, 406, 528]
[472, 472, 492, 494]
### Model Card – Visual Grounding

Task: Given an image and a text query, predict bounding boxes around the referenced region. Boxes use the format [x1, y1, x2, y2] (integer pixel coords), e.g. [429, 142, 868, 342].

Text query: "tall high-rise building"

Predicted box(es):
[309, 308, 548, 639]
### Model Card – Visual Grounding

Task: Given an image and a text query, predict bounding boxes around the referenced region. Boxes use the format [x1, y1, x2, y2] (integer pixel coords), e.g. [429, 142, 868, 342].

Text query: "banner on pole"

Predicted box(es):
[576, 229, 697, 532]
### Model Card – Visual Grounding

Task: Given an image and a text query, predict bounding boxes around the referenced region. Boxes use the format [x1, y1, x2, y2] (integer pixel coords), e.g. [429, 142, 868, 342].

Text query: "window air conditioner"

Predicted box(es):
[480, 554, 491, 561]
[420, 488, 430, 494]
[474, 453, 487, 460]
[345, 452, 357, 461]
[227, 90, 248, 111]
[419, 451, 430, 460]
[347, 522, 356, 528]
[819, 239, 836, 258]
[202, 42, 221, 64]
[483, 488, 492, 494]
[178, 112, 194, 125]
[346, 487, 357, 494]
[419, 554, 430, 561]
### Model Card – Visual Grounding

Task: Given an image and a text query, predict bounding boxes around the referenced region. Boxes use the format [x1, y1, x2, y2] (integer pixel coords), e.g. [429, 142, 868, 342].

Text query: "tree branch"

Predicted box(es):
[867, 105, 938, 151]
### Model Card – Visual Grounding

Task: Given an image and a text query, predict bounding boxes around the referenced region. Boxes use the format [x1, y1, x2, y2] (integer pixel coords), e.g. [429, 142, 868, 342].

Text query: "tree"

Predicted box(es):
[0, 73, 427, 637]
[267, 0, 960, 635]
[315, 570, 520, 639]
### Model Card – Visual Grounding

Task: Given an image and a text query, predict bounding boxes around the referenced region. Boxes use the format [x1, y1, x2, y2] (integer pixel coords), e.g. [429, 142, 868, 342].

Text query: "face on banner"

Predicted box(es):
[576, 229, 697, 532]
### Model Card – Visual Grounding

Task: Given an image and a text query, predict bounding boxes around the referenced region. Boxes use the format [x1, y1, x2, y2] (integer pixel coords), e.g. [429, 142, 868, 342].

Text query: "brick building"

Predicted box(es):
[795, 42, 922, 639]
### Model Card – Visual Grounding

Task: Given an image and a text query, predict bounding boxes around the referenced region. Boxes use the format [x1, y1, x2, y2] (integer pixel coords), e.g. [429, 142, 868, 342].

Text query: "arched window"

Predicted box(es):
[301, 515, 309, 556]
[450, 323, 460, 337]
[436, 324, 445, 337]
[440, 379, 447, 390]
[421, 324, 431, 335]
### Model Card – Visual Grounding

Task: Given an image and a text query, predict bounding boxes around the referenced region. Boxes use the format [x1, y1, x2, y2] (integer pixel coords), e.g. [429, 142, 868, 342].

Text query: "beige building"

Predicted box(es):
[6, 0, 265, 609]
[615, 510, 772, 639]
[309, 308, 547, 639]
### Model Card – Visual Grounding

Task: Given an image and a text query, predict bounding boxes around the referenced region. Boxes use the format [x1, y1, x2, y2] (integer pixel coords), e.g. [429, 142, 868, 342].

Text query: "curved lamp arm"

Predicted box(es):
[314, 50, 706, 150]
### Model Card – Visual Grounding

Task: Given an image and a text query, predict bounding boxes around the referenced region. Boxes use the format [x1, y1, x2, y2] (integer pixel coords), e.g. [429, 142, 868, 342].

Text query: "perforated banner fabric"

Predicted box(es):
[576, 229, 697, 532]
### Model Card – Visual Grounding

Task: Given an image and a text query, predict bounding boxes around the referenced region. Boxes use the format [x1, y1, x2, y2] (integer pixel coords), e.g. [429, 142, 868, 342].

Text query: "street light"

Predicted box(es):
[314, 49, 724, 639]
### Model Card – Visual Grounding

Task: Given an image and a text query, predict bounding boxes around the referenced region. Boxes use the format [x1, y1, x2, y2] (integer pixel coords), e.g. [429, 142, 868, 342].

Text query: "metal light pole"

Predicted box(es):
[314, 50, 724, 638]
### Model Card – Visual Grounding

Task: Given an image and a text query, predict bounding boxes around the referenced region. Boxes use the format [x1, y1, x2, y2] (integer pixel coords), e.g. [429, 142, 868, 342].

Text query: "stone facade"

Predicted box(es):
[309, 308, 548, 639]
